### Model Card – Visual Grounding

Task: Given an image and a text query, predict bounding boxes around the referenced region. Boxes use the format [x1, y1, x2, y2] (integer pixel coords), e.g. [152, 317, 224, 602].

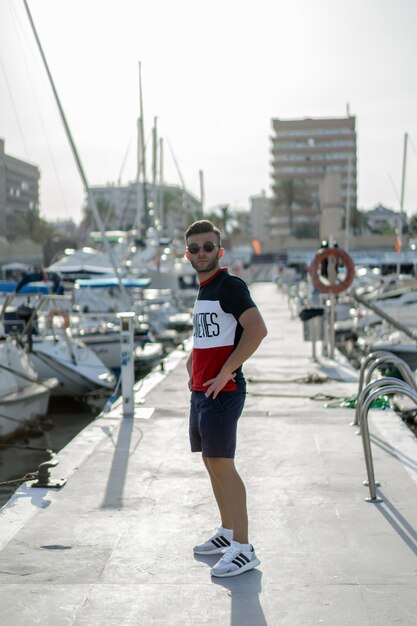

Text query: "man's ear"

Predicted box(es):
[185, 250, 190, 260]
[218, 247, 224, 259]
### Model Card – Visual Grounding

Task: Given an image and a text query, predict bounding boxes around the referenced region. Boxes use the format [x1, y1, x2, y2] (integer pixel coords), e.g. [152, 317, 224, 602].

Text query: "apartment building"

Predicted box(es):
[0, 138, 40, 240]
[270, 116, 357, 236]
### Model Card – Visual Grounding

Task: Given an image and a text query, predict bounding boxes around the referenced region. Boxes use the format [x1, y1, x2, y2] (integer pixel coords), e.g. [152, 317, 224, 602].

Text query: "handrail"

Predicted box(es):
[357, 350, 396, 397]
[358, 383, 417, 501]
[354, 376, 412, 433]
[353, 351, 417, 426]
[352, 291, 417, 342]
[365, 356, 417, 392]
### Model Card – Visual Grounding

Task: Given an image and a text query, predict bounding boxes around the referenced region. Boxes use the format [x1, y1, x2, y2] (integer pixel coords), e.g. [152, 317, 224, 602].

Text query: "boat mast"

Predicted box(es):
[23, 0, 130, 306]
[199, 169, 205, 215]
[159, 137, 164, 233]
[138, 61, 149, 238]
[397, 132, 408, 275]
[152, 116, 158, 231]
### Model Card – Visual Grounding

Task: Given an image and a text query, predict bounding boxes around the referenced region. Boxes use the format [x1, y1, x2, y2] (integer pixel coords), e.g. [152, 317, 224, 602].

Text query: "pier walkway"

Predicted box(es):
[1, 282, 416, 625]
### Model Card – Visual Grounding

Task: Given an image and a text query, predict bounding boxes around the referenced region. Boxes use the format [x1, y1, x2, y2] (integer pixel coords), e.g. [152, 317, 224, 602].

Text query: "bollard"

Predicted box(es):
[117, 311, 136, 418]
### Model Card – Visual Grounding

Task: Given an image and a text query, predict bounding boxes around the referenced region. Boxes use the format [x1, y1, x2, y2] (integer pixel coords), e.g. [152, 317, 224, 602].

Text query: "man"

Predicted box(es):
[185, 220, 267, 578]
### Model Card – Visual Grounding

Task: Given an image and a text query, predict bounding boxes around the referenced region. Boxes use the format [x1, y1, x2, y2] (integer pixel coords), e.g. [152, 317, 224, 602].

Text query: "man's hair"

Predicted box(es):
[185, 220, 221, 244]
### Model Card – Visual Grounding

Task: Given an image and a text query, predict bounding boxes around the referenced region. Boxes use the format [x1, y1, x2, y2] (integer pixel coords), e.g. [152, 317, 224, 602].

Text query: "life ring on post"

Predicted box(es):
[309, 247, 355, 294]
[47, 309, 70, 329]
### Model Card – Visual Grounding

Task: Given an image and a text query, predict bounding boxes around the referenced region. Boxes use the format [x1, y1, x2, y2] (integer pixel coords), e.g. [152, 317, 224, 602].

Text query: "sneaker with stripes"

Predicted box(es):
[193, 527, 232, 555]
[211, 540, 260, 577]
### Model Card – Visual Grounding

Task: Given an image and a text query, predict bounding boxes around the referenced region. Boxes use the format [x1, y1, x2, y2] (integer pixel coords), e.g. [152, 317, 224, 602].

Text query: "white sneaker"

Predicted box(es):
[211, 540, 260, 577]
[193, 528, 232, 555]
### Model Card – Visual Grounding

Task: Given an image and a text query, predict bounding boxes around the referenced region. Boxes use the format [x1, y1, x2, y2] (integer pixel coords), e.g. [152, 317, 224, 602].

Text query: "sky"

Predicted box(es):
[1, 0, 417, 225]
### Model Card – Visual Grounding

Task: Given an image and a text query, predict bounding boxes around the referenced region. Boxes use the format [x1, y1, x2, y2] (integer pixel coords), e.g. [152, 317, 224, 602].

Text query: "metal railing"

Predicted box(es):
[354, 376, 414, 434]
[352, 291, 417, 342]
[353, 351, 417, 426]
[358, 382, 417, 501]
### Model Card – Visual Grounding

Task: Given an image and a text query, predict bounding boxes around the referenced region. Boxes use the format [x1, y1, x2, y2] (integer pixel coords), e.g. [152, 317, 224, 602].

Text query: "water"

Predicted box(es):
[0, 398, 95, 508]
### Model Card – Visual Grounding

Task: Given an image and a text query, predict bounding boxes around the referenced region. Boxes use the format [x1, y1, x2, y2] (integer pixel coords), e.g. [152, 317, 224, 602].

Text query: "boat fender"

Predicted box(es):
[48, 309, 70, 329]
[309, 248, 355, 294]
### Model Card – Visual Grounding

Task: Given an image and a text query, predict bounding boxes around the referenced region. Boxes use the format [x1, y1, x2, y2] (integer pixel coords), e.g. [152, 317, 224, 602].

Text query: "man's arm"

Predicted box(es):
[186, 350, 193, 391]
[203, 307, 267, 398]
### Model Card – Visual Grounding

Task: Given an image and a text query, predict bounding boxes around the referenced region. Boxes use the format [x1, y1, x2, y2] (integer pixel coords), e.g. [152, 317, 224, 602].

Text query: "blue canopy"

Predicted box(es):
[75, 277, 152, 289]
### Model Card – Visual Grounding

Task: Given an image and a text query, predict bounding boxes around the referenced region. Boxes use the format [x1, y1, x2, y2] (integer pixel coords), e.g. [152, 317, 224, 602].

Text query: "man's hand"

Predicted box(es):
[203, 371, 236, 399]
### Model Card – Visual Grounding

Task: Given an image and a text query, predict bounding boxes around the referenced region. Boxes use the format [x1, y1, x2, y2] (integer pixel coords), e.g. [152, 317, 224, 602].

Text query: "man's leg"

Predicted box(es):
[203, 456, 233, 530]
[203, 457, 248, 544]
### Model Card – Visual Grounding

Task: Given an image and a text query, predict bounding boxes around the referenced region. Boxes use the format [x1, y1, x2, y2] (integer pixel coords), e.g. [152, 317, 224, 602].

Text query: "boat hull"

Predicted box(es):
[0, 379, 57, 441]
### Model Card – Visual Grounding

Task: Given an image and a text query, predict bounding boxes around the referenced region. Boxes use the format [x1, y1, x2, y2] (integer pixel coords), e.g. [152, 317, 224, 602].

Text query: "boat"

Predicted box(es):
[28, 331, 116, 397]
[0, 337, 58, 442]
[1, 296, 116, 399]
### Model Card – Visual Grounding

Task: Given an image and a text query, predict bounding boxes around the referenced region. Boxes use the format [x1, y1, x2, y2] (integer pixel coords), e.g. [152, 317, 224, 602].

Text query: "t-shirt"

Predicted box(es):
[191, 267, 257, 392]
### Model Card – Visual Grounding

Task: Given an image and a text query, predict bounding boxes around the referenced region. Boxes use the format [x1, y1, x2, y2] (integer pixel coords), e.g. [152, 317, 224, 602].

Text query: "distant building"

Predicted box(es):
[250, 192, 273, 244]
[364, 203, 406, 234]
[88, 182, 201, 239]
[270, 116, 357, 236]
[0, 138, 40, 240]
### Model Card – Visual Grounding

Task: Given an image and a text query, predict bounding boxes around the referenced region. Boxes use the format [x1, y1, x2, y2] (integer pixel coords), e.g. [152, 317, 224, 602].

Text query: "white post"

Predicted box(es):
[327, 234, 336, 359]
[344, 155, 352, 251]
[117, 312, 136, 418]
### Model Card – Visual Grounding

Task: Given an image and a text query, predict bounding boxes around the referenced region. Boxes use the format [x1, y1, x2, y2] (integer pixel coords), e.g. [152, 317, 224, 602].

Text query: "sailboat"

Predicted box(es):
[0, 336, 57, 441]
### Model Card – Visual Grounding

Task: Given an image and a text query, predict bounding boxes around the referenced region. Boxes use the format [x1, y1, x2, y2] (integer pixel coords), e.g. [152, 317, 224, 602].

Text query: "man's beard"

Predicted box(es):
[190, 253, 219, 274]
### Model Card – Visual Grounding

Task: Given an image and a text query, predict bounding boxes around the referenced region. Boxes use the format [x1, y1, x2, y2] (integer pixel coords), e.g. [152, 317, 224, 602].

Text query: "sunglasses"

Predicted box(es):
[187, 241, 219, 254]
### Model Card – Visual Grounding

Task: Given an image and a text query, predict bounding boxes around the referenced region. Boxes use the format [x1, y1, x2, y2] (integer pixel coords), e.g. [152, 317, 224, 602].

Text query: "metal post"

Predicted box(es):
[311, 317, 317, 361]
[117, 312, 136, 418]
[328, 293, 335, 359]
[359, 384, 417, 501]
[352, 350, 417, 426]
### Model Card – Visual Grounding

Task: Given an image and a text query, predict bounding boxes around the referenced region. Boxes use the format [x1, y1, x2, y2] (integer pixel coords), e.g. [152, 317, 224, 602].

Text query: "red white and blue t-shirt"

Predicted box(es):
[191, 268, 257, 392]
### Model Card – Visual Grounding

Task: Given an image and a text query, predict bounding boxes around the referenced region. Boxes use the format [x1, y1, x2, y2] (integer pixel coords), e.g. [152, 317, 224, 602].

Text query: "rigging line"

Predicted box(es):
[408, 135, 417, 159]
[0, 361, 51, 388]
[7, 0, 70, 215]
[165, 136, 186, 189]
[0, 56, 30, 160]
[23, 0, 131, 307]
[118, 136, 132, 185]
[387, 173, 401, 204]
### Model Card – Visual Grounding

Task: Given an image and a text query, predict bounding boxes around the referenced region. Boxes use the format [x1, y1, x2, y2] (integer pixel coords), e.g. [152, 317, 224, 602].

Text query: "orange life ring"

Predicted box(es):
[309, 247, 355, 294]
[48, 309, 70, 329]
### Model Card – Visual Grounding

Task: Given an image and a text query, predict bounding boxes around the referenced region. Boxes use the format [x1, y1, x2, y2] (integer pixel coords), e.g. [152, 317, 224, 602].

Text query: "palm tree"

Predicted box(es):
[81, 197, 116, 233]
[408, 214, 417, 237]
[272, 178, 311, 233]
[14, 208, 55, 243]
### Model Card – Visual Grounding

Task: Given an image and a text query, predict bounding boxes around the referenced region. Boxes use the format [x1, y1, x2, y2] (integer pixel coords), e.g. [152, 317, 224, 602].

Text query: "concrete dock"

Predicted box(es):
[1, 282, 416, 626]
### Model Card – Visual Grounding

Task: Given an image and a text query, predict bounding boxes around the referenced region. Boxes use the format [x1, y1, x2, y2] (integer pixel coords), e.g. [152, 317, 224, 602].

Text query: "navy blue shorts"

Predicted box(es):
[189, 390, 246, 458]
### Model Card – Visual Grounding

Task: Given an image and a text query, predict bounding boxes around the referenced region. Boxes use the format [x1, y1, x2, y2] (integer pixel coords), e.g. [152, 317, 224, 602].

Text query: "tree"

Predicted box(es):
[293, 223, 319, 239]
[204, 205, 240, 243]
[349, 206, 369, 235]
[272, 178, 312, 233]
[14, 207, 55, 243]
[81, 197, 116, 232]
[408, 214, 417, 237]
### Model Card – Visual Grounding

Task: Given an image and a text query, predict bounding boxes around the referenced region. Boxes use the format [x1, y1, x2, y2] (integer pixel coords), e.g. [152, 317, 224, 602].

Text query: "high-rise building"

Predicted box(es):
[270, 116, 357, 237]
[0, 138, 40, 240]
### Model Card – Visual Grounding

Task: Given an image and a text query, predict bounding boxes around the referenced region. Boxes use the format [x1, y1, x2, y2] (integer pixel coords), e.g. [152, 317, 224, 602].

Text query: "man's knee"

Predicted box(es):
[204, 456, 235, 477]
